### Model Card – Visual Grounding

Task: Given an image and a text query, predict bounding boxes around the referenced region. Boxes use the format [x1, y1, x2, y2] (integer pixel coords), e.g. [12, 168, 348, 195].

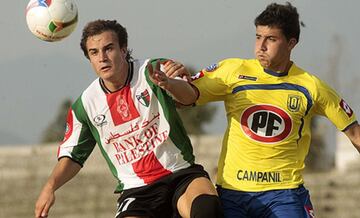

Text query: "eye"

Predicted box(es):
[89, 50, 98, 56]
[105, 45, 114, 53]
[268, 37, 276, 42]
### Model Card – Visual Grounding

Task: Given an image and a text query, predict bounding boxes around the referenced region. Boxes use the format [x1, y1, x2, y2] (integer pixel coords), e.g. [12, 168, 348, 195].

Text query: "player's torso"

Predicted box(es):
[81, 59, 193, 189]
[195, 59, 317, 191]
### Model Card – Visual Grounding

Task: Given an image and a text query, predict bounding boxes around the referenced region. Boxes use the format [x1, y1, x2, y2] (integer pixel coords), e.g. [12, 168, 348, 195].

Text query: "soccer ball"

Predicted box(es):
[25, 0, 78, 42]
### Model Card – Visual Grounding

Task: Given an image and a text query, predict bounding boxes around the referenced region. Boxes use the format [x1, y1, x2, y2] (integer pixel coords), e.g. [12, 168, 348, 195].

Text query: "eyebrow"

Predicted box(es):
[256, 33, 278, 38]
[88, 42, 114, 52]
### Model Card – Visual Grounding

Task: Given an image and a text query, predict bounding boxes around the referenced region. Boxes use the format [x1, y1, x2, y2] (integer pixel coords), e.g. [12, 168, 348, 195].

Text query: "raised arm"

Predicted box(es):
[35, 157, 82, 218]
[344, 122, 360, 153]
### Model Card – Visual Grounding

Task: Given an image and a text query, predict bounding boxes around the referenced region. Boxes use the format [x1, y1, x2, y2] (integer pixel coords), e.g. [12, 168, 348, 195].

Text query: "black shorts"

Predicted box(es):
[115, 164, 210, 218]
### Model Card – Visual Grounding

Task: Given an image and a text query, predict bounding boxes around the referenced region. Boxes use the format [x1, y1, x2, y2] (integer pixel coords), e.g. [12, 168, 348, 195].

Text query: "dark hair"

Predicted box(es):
[80, 19, 132, 60]
[254, 2, 301, 42]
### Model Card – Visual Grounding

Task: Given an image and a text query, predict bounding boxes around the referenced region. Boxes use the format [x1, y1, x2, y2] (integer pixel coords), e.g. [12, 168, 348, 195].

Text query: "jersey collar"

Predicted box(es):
[263, 68, 288, 77]
[262, 61, 293, 77]
[99, 61, 134, 94]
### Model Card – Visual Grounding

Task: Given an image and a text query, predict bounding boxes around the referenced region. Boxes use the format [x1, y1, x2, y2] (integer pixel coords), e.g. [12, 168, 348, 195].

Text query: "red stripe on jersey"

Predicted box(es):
[106, 86, 140, 126]
[132, 151, 172, 184]
[57, 146, 60, 158]
[61, 108, 73, 145]
[58, 108, 73, 157]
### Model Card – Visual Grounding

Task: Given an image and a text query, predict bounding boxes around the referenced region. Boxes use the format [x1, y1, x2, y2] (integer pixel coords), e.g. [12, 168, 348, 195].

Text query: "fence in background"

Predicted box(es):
[1, 135, 359, 218]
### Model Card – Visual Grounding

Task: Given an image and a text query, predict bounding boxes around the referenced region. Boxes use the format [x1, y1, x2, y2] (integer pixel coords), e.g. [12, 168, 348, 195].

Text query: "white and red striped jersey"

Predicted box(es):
[58, 59, 194, 192]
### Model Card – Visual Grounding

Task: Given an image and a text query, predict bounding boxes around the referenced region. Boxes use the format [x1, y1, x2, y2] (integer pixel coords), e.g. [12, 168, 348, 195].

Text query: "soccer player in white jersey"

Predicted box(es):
[164, 2, 360, 218]
[34, 20, 223, 218]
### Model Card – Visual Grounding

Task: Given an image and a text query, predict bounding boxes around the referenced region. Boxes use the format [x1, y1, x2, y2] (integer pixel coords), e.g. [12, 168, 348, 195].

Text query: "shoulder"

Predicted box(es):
[70, 79, 102, 122]
[71, 78, 99, 110]
[290, 64, 324, 86]
[219, 58, 245, 67]
[192, 58, 250, 83]
[143, 58, 170, 66]
[134, 58, 170, 73]
[216, 58, 258, 72]
[198, 58, 248, 73]
[81, 78, 102, 99]
[289, 64, 338, 99]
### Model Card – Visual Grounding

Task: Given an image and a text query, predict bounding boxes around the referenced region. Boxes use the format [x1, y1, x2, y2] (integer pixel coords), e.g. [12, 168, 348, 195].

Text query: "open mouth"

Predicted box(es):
[100, 66, 111, 71]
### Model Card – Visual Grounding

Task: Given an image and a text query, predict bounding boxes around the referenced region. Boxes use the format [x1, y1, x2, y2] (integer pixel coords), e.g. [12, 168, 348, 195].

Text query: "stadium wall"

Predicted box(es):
[0, 135, 359, 218]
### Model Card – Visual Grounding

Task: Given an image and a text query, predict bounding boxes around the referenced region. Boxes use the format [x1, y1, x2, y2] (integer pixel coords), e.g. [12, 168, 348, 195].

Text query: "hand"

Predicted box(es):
[148, 60, 170, 90]
[35, 186, 55, 218]
[163, 60, 191, 81]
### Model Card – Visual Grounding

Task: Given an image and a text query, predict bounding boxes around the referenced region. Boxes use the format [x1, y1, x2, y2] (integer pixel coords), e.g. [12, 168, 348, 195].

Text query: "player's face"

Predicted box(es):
[254, 25, 296, 72]
[86, 31, 128, 89]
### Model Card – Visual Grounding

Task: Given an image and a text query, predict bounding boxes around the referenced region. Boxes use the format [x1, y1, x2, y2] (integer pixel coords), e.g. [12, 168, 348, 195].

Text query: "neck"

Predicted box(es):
[268, 60, 293, 74]
[102, 62, 129, 93]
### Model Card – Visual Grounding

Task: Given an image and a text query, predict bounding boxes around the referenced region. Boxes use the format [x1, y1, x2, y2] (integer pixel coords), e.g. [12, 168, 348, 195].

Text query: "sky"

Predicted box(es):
[1, 0, 360, 145]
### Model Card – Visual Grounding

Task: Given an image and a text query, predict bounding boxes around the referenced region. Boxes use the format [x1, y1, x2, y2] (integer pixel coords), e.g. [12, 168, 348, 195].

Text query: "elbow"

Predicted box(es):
[177, 95, 196, 106]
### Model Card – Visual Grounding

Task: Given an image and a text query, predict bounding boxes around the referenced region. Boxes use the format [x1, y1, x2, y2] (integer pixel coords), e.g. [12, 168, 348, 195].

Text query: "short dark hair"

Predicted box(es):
[80, 19, 132, 60]
[254, 2, 301, 42]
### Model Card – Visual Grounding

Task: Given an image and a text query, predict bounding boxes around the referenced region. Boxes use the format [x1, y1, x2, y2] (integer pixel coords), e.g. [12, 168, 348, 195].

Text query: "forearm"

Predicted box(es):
[165, 78, 197, 105]
[35, 157, 81, 217]
[44, 157, 82, 192]
[344, 123, 360, 153]
[351, 139, 360, 153]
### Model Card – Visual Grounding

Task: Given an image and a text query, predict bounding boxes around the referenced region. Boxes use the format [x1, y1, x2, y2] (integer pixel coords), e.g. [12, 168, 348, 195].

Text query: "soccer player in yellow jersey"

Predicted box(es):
[160, 2, 360, 218]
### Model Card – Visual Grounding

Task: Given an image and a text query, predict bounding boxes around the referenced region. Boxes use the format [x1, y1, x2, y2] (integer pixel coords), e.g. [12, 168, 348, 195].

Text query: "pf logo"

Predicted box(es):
[241, 105, 292, 143]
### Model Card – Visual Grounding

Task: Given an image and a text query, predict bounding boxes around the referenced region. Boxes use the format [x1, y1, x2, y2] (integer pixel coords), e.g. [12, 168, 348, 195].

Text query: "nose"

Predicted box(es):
[99, 50, 108, 62]
[256, 36, 267, 52]
[258, 38, 267, 51]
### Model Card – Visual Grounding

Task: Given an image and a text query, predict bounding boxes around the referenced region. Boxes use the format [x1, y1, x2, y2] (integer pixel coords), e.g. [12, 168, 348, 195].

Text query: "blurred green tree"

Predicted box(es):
[177, 104, 217, 135]
[305, 118, 332, 171]
[41, 99, 72, 143]
[176, 65, 217, 135]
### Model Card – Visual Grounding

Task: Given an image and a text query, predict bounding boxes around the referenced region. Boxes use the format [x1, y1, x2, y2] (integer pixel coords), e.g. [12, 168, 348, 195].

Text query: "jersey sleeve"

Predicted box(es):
[57, 99, 96, 166]
[191, 59, 236, 105]
[312, 77, 357, 131]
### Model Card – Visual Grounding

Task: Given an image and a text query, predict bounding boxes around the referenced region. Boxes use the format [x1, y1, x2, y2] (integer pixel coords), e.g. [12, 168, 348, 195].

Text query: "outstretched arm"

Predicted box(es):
[344, 122, 360, 153]
[148, 60, 197, 105]
[35, 157, 81, 218]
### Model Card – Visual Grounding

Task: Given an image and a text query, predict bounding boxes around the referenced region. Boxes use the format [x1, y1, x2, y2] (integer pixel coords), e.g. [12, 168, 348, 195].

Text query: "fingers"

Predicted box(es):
[41, 202, 52, 218]
[163, 60, 181, 77]
[155, 59, 161, 72]
[147, 60, 168, 88]
[35, 203, 49, 218]
[147, 60, 161, 76]
[147, 61, 154, 77]
[35, 189, 55, 218]
[163, 60, 190, 79]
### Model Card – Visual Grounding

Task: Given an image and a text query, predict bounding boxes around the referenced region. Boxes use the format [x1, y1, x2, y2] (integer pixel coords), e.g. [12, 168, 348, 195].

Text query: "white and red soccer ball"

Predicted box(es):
[25, 0, 78, 42]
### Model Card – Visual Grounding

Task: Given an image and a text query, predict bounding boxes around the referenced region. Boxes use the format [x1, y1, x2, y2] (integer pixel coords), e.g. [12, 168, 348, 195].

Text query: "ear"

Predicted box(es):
[288, 38, 297, 50]
[120, 47, 127, 58]
[121, 47, 127, 54]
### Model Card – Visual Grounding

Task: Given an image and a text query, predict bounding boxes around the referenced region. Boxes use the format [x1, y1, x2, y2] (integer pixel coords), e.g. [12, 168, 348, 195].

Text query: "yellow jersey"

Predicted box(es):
[192, 58, 357, 191]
